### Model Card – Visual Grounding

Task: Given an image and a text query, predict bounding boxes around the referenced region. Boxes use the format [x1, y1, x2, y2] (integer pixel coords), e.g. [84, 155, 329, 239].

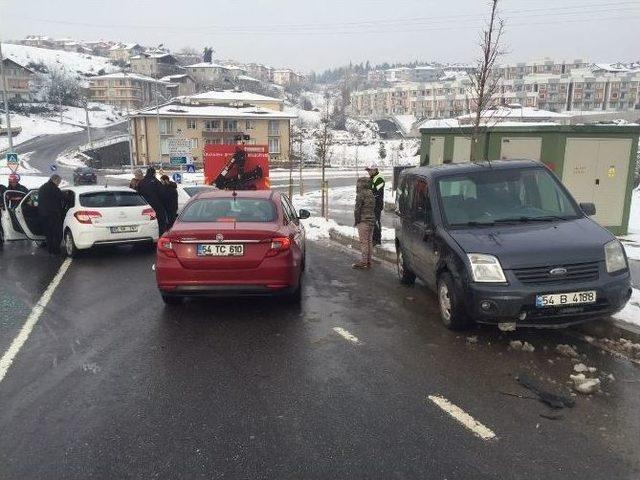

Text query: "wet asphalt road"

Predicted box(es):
[0, 239, 639, 479]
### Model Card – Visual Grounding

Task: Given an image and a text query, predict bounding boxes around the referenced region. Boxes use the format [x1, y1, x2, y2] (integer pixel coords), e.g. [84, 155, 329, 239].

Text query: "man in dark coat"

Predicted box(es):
[38, 174, 66, 254]
[137, 167, 168, 235]
[5, 173, 29, 208]
[160, 175, 179, 230]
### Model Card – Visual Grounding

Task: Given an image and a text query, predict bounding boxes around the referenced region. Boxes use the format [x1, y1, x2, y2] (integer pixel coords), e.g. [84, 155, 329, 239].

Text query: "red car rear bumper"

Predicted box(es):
[156, 250, 302, 297]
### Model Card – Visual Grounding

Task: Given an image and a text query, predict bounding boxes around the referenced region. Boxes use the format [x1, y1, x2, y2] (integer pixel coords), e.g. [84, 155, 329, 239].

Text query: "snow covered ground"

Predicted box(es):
[56, 103, 124, 128]
[2, 43, 119, 78]
[0, 151, 64, 188]
[619, 187, 640, 261]
[0, 113, 82, 151]
[613, 287, 640, 328]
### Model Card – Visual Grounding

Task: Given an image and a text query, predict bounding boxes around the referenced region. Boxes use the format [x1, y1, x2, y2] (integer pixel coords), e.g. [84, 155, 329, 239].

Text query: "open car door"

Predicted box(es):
[1, 190, 30, 241]
[13, 190, 46, 241]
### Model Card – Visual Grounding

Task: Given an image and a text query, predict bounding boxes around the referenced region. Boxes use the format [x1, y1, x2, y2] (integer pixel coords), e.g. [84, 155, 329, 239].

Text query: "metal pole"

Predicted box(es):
[127, 116, 134, 173]
[155, 76, 162, 166]
[324, 180, 329, 221]
[84, 101, 93, 150]
[298, 136, 304, 196]
[0, 42, 13, 151]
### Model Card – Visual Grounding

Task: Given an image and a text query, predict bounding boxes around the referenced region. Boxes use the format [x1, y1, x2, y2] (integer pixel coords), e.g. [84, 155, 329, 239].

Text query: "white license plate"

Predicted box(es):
[535, 291, 597, 308]
[197, 244, 244, 257]
[110, 226, 138, 234]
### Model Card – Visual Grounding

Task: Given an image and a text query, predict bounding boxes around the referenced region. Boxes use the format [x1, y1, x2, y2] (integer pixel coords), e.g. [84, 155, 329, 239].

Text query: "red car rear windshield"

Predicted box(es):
[180, 198, 277, 223]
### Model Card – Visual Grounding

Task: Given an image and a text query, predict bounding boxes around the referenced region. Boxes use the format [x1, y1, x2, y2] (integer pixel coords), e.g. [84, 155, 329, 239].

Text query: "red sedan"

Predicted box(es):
[155, 189, 309, 304]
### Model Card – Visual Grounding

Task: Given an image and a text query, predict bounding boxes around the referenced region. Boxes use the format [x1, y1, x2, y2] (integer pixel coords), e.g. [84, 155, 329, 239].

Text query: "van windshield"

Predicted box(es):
[437, 167, 580, 227]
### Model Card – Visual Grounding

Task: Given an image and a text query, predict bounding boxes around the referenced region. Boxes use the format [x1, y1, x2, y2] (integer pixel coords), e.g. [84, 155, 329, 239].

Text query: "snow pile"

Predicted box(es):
[613, 287, 640, 328]
[0, 113, 82, 151]
[569, 374, 601, 394]
[57, 103, 124, 128]
[0, 151, 39, 175]
[619, 187, 640, 261]
[2, 43, 119, 78]
[56, 152, 88, 168]
[300, 216, 341, 241]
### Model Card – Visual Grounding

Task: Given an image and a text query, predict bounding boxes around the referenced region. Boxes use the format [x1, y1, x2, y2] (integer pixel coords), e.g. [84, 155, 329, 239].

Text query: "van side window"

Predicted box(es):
[396, 177, 410, 215]
[410, 179, 433, 225]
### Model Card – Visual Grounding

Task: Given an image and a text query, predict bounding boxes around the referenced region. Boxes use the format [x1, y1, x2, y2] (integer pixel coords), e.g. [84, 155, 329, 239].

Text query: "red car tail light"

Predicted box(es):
[157, 236, 177, 258]
[265, 236, 292, 257]
[74, 210, 102, 224]
[142, 207, 156, 220]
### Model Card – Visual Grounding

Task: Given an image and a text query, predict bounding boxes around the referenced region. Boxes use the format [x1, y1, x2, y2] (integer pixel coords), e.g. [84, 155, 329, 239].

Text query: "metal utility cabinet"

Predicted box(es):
[419, 124, 640, 235]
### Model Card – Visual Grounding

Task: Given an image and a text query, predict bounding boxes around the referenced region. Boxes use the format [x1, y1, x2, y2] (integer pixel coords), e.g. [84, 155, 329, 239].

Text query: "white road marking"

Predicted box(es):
[0, 258, 72, 384]
[428, 395, 497, 440]
[333, 327, 361, 344]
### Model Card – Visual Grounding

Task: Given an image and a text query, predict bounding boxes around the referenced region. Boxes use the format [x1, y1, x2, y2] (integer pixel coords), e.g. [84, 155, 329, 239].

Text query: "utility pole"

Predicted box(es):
[84, 100, 93, 150]
[155, 76, 162, 165]
[123, 69, 134, 173]
[0, 41, 14, 151]
[298, 133, 304, 196]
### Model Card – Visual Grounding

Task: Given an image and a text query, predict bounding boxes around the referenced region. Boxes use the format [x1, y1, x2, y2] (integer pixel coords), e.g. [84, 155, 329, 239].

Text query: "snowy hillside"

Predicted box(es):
[2, 43, 119, 77]
[0, 114, 82, 151]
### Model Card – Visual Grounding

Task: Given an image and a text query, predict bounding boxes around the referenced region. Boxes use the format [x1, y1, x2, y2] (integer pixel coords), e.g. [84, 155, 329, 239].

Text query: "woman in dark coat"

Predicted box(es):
[160, 175, 179, 230]
[137, 168, 168, 235]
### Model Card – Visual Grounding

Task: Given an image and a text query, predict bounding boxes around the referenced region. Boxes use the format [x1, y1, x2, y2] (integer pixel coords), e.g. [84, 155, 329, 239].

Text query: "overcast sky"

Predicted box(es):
[1, 0, 638, 72]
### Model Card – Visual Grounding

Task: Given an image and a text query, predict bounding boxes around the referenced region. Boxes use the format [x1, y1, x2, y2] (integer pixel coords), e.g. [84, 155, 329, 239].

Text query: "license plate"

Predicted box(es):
[197, 244, 244, 257]
[535, 291, 597, 308]
[110, 226, 138, 234]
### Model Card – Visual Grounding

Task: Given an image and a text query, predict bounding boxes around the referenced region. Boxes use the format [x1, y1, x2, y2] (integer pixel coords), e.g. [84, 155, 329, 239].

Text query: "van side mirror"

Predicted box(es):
[298, 209, 311, 220]
[580, 202, 596, 216]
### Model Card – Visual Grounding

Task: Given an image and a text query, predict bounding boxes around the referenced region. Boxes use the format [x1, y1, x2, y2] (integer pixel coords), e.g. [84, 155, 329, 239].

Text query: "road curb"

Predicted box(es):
[328, 228, 396, 264]
[327, 228, 640, 343]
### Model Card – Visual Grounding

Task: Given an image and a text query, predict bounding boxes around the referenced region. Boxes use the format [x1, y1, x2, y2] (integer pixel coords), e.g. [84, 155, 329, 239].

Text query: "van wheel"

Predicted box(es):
[437, 272, 472, 331]
[161, 294, 183, 305]
[64, 230, 79, 258]
[397, 247, 416, 285]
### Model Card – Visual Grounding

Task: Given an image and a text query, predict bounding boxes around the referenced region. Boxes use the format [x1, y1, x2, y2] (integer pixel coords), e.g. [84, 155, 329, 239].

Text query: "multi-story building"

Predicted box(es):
[186, 90, 284, 111]
[184, 62, 230, 88]
[272, 69, 305, 87]
[493, 58, 589, 80]
[160, 74, 197, 97]
[130, 52, 182, 78]
[242, 63, 273, 82]
[223, 65, 248, 80]
[88, 73, 174, 110]
[129, 102, 296, 165]
[108, 43, 144, 62]
[0, 58, 35, 102]
[413, 66, 444, 82]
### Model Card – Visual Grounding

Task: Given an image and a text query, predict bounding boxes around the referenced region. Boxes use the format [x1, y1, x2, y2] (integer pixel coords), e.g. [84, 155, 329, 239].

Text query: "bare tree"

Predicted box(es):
[315, 93, 334, 217]
[469, 0, 505, 161]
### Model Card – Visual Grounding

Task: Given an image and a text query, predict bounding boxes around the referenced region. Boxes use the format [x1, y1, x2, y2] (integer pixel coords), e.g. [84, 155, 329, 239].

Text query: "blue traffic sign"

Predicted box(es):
[6, 152, 18, 164]
[186, 164, 196, 173]
[170, 156, 187, 166]
[50, 164, 58, 172]
[172, 172, 182, 184]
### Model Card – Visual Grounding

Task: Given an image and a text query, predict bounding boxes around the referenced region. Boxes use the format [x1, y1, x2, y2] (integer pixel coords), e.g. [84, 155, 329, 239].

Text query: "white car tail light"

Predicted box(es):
[74, 210, 102, 224]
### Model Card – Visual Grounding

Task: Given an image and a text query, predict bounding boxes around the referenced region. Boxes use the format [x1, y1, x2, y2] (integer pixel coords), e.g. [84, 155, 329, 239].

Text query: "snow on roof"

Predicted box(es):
[188, 90, 282, 103]
[237, 75, 260, 82]
[160, 74, 193, 82]
[224, 65, 246, 70]
[186, 62, 227, 69]
[592, 63, 631, 73]
[133, 103, 296, 119]
[457, 107, 569, 120]
[91, 72, 167, 83]
[418, 118, 461, 129]
[392, 114, 418, 134]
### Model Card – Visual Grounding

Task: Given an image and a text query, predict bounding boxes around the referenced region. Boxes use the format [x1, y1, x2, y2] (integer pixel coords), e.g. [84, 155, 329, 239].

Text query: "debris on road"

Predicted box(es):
[573, 363, 596, 373]
[466, 336, 478, 344]
[517, 374, 575, 409]
[509, 340, 535, 352]
[556, 344, 579, 358]
[570, 374, 601, 394]
[509, 340, 523, 350]
[498, 322, 516, 332]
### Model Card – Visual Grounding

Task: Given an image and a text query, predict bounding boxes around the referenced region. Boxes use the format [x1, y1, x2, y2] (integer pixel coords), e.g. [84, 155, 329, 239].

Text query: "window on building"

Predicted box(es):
[186, 118, 197, 129]
[268, 137, 281, 154]
[268, 120, 280, 136]
[224, 120, 238, 132]
[189, 138, 198, 149]
[245, 120, 255, 130]
[160, 138, 170, 155]
[159, 119, 172, 135]
[204, 120, 219, 131]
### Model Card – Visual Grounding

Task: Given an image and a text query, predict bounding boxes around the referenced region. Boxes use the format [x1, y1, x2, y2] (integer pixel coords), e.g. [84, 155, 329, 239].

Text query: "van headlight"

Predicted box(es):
[468, 254, 507, 283]
[605, 240, 627, 273]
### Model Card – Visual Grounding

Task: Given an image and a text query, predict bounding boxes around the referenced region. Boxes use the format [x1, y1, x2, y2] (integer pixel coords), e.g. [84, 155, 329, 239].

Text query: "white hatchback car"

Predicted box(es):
[1, 185, 159, 256]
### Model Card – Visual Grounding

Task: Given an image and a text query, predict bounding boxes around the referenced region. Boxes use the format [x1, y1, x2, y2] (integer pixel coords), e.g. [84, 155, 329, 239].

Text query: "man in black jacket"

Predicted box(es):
[38, 174, 65, 254]
[137, 167, 168, 235]
[160, 175, 179, 229]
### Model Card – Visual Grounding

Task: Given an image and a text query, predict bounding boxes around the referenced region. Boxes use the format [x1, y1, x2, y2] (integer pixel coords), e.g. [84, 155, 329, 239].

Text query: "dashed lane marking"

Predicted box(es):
[428, 394, 497, 441]
[0, 258, 72, 384]
[333, 327, 361, 345]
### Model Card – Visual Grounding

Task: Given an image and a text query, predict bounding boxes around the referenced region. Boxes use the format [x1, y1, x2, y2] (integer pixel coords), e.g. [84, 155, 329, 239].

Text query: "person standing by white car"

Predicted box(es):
[38, 174, 66, 255]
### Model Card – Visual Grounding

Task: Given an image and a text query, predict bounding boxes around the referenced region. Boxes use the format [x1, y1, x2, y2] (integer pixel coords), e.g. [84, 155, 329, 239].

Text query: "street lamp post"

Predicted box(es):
[0, 41, 14, 152]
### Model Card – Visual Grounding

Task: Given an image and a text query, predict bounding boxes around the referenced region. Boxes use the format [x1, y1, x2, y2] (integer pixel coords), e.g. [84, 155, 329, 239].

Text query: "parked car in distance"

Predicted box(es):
[73, 167, 97, 185]
[177, 184, 216, 213]
[2, 185, 159, 256]
[395, 160, 632, 331]
[156, 189, 310, 305]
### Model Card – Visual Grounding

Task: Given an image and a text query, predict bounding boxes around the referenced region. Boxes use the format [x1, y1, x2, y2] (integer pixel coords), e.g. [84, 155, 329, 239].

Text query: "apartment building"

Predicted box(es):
[130, 53, 182, 78]
[0, 58, 35, 102]
[184, 62, 229, 88]
[385, 67, 415, 83]
[272, 69, 305, 87]
[242, 63, 273, 82]
[494, 58, 590, 80]
[186, 90, 284, 111]
[108, 43, 144, 62]
[351, 68, 640, 120]
[129, 103, 296, 166]
[88, 73, 174, 110]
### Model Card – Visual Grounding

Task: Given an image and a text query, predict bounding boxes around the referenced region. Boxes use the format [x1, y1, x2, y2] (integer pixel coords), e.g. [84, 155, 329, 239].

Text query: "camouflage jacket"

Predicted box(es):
[354, 178, 375, 226]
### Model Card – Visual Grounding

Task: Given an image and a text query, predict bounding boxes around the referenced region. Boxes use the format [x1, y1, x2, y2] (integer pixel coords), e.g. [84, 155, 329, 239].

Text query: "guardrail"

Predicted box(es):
[78, 134, 130, 153]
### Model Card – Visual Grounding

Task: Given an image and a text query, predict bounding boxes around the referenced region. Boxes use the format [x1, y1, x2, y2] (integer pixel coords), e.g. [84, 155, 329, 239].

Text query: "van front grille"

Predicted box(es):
[513, 262, 600, 285]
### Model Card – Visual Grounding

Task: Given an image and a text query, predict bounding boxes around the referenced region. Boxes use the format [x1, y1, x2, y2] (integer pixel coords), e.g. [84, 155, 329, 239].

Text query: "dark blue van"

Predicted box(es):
[394, 160, 632, 330]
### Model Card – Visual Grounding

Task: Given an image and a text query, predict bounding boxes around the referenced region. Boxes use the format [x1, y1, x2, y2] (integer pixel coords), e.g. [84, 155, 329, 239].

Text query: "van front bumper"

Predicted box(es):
[465, 271, 632, 328]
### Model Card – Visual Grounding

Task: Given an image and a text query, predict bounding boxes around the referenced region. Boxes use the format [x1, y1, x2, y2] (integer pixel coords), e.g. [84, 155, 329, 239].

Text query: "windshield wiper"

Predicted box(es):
[494, 215, 570, 223]
[450, 220, 495, 227]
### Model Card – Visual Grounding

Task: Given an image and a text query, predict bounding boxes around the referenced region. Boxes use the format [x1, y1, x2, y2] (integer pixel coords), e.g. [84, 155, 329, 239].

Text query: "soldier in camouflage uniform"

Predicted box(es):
[353, 176, 376, 269]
